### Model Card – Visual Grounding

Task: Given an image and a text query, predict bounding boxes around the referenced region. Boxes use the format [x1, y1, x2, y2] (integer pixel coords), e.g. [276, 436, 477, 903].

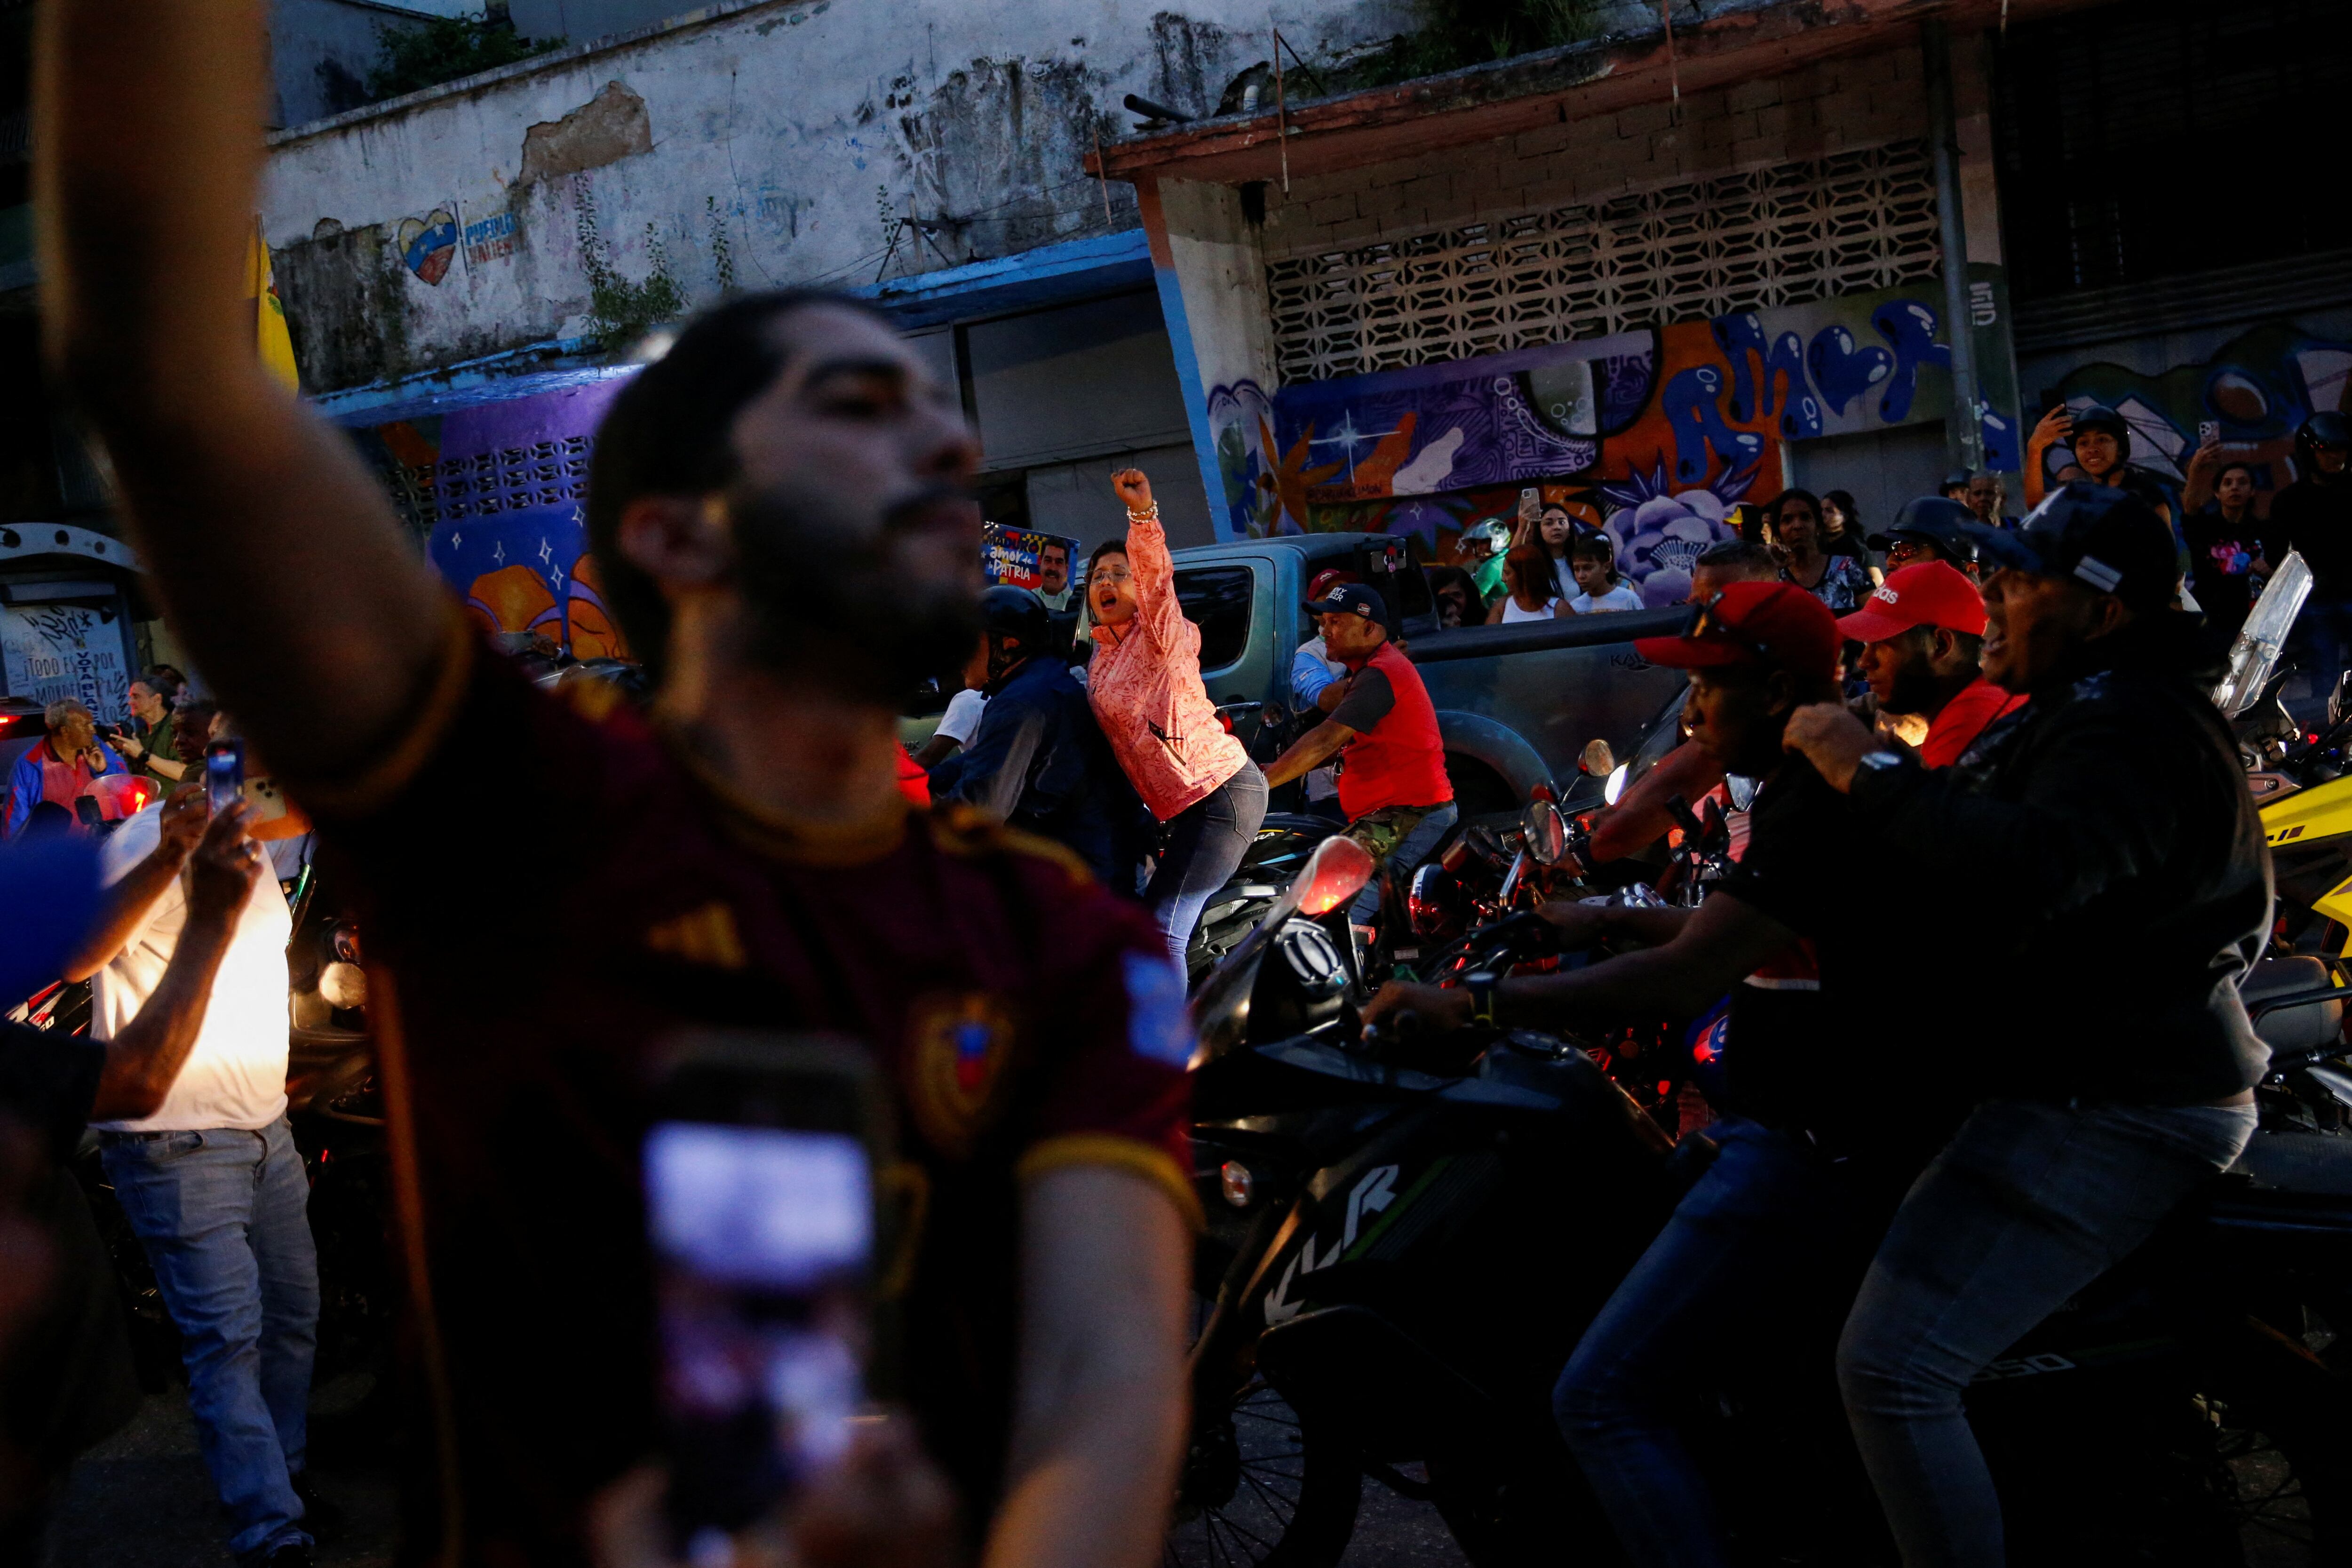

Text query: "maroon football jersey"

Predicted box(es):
[302, 618, 1195, 1563]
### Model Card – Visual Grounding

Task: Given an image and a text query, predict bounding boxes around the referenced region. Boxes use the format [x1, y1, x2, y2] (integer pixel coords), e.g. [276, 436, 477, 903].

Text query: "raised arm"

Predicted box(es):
[34, 0, 451, 791]
[60, 788, 206, 982]
[89, 805, 262, 1120]
[1109, 470, 1186, 651]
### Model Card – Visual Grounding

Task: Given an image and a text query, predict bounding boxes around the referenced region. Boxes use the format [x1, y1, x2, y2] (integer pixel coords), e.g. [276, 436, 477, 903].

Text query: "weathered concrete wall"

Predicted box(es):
[262, 0, 1415, 392]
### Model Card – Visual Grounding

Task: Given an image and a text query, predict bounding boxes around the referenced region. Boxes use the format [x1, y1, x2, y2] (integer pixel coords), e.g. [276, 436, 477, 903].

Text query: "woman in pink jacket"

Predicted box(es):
[1088, 469, 1267, 967]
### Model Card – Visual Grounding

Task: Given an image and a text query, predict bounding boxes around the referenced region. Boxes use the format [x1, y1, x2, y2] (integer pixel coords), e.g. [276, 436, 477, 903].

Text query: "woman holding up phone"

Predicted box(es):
[1087, 469, 1267, 966]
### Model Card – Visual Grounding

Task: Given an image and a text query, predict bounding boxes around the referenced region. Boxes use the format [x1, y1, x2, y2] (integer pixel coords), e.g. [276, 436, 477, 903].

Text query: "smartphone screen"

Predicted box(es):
[647, 1038, 878, 1552]
[205, 740, 244, 815]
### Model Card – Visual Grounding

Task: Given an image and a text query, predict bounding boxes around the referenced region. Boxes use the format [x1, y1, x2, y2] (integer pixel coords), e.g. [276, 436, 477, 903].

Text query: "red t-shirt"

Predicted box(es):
[301, 619, 1194, 1562]
[1329, 641, 1453, 819]
[1921, 677, 2026, 769]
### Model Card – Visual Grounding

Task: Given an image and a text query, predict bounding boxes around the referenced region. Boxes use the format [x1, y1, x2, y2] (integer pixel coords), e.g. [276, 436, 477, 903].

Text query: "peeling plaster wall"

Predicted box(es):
[262, 0, 1416, 393]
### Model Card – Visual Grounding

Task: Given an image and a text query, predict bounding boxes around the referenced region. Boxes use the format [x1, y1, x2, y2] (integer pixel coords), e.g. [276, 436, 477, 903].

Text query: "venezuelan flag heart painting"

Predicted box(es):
[398, 209, 458, 286]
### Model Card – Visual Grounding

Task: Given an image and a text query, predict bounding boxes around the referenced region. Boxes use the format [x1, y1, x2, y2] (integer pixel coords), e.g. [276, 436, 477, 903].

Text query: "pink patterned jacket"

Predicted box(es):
[1087, 504, 1251, 822]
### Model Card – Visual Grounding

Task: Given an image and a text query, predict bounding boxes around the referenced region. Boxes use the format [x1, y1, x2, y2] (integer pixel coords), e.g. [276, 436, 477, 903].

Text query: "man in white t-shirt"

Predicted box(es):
[62, 775, 318, 1566]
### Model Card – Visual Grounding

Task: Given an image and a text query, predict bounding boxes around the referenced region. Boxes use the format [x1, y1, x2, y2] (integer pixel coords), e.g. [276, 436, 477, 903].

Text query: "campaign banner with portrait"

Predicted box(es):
[982, 525, 1079, 593]
[2, 601, 131, 722]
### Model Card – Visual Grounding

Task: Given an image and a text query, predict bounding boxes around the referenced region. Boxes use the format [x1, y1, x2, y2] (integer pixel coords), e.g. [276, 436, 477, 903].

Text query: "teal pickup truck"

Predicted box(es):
[1160, 532, 1688, 816]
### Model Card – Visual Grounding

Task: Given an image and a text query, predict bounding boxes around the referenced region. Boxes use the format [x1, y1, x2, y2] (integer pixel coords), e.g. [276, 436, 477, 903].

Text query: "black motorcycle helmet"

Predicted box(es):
[2296, 410, 2350, 469]
[2069, 403, 2132, 462]
[1868, 495, 1980, 565]
[979, 584, 1050, 652]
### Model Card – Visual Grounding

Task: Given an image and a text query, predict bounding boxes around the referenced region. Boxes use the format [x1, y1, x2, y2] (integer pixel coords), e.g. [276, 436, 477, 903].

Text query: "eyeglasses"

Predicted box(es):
[1093, 566, 1134, 585]
[1885, 539, 1932, 567]
[1677, 592, 1778, 663]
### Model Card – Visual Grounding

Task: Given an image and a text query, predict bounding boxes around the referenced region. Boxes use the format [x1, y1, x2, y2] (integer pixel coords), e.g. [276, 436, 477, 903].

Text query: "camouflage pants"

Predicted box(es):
[1343, 801, 1459, 924]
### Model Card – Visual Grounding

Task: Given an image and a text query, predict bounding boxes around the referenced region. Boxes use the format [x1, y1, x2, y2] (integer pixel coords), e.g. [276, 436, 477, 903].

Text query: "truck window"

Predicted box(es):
[1174, 566, 1255, 673]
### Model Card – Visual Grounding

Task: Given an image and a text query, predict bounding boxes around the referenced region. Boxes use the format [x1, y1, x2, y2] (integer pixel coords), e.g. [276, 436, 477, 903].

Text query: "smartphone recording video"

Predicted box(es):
[647, 1034, 882, 1556]
[205, 739, 245, 815]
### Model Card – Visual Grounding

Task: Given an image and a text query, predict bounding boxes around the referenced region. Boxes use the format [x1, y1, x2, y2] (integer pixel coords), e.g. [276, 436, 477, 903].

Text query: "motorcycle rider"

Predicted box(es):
[929, 585, 1146, 890]
[1838, 560, 2021, 767]
[2264, 410, 2352, 596]
[1364, 582, 1949, 1568]
[1582, 541, 1779, 865]
[1866, 496, 1984, 581]
[1261, 583, 1457, 934]
[36, 9, 1196, 1566]
[2263, 413, 2352, 698]
[1783, 481, 2266, 1568]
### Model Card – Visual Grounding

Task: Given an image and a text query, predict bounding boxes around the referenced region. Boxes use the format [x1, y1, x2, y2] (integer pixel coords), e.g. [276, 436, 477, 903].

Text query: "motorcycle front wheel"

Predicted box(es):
[1163, 1376, 1359, 1568]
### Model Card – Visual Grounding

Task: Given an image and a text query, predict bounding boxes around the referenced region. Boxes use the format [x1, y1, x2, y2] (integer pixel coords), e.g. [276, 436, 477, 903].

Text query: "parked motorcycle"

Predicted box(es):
[1168, 843, 2352, 1567]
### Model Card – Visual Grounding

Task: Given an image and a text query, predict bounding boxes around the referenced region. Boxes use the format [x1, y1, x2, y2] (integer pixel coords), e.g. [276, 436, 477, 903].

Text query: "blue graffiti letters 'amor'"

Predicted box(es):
[1869, 300, 1953, 424]
[1662, 365, 1764, 484]
[1713, 314, 1823, 439]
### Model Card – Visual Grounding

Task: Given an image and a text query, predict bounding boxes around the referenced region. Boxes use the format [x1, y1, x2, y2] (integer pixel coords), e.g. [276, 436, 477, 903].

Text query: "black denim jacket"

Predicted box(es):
[1848, 613, 2272, 1106]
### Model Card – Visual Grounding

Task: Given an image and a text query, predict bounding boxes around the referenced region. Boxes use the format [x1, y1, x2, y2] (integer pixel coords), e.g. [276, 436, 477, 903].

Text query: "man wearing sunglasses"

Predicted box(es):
[1363, 581, 1955, 1566]
[1866, 496, 1984, 581]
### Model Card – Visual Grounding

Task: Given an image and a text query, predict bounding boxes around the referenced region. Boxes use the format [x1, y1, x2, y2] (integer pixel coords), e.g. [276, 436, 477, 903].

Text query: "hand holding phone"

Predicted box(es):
[204, 739, 245, 816]
[646, 1033, 884, 1557]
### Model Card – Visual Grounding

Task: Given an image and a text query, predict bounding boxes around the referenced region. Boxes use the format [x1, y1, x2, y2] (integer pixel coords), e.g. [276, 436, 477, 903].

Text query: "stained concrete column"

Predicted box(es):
[1138, 176, 1282, 541]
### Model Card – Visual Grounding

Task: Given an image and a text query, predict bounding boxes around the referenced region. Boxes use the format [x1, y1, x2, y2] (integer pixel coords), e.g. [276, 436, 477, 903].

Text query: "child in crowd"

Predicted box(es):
[1566, 534, 1645, 613]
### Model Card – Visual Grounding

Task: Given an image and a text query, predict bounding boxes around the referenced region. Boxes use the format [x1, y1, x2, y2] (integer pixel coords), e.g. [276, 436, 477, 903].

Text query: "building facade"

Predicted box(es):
[18, 0, 2328, 679]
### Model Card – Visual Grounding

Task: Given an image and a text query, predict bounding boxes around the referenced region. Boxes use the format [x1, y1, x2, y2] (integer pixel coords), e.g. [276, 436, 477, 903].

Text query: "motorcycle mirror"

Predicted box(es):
[1580, 738, 1617, 777]
[1603, 762, 1629, 806]
[1522, 800, 1569, 866]
[1407, 862, 1458, 936]
[1663, 793, 1706, 840]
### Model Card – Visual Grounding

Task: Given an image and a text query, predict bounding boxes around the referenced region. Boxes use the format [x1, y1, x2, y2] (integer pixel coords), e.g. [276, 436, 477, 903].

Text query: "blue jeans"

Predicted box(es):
[1554, 1118, 1895, 1568]
[1146, 762, 1268, 968]
[103, 1118, 319, 1559]
[1836, 1098, 2256, 1568]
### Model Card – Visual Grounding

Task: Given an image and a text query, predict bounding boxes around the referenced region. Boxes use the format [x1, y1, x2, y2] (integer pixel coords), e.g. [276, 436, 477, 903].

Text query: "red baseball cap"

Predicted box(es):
[1836, 560, 1987, 644]
[1633, 581, 1841, 680]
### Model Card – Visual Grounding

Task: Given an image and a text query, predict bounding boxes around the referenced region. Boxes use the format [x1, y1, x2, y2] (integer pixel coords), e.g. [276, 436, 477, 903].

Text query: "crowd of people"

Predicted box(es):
[0, 5, 2339, 1568]
[1368, 477, 2266, 1568]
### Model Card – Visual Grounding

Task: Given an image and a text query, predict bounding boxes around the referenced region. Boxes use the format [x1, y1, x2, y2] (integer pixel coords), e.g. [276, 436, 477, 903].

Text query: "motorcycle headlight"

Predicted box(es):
[318, 961, 368, 1011]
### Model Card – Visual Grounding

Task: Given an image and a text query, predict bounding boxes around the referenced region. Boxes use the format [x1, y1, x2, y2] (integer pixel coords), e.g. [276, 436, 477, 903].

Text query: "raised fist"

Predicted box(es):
[1112, 468, 1154, 512]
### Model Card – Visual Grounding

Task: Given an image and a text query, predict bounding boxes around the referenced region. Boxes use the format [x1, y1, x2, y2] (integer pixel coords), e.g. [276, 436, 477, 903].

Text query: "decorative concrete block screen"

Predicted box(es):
[1265, 140, 1942, 384]
[431, 434, 596, 523]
